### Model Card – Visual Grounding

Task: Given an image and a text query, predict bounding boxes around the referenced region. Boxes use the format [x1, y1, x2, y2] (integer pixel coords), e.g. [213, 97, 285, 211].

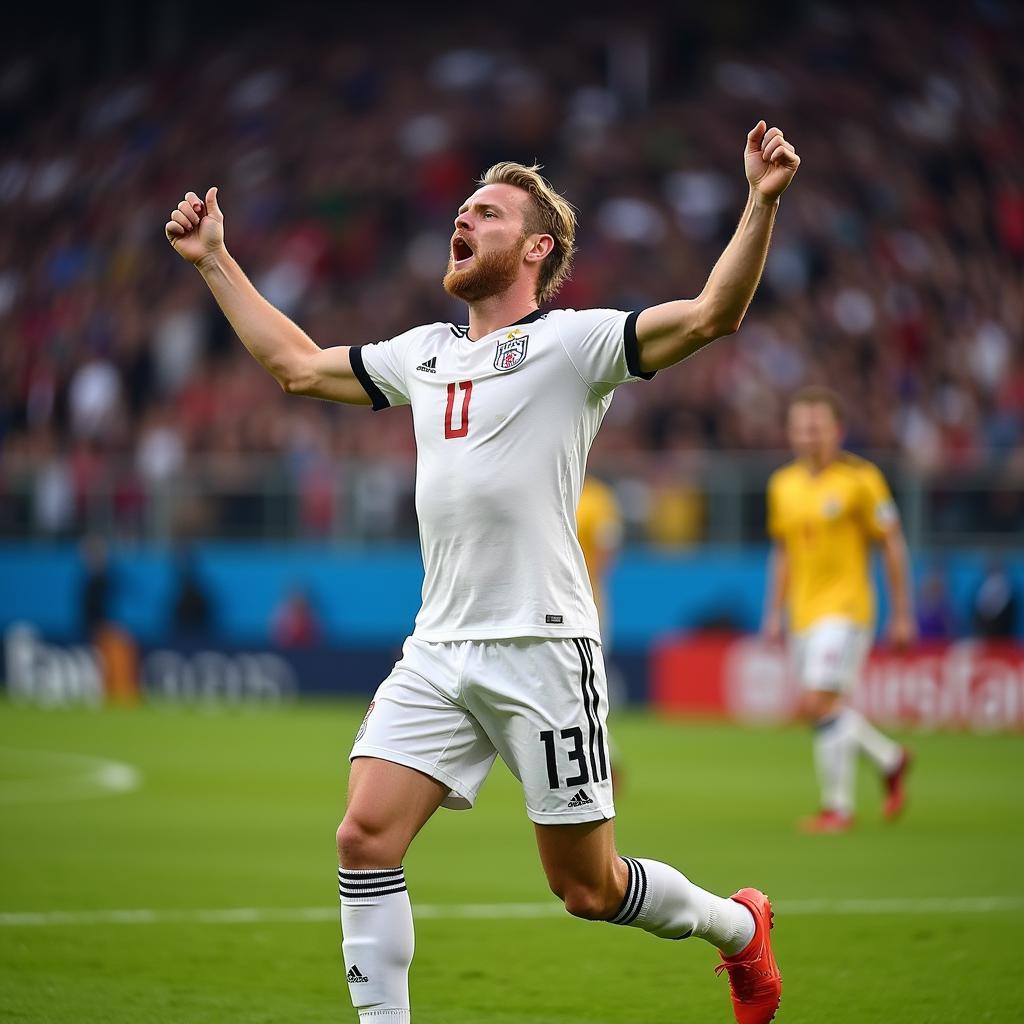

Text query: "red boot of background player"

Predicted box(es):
[799, 809, 854, 833]
[883, 748, 912, 821]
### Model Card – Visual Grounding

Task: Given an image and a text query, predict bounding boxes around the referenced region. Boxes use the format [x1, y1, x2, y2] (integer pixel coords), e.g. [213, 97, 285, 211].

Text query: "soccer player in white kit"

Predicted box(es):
[166, 119, 800, 1024]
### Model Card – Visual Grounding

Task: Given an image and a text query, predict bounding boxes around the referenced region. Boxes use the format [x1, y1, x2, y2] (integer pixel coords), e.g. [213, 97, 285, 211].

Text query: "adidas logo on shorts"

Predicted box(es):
[416, 356, 437, 373]
[347, 965, 369, 983]
[567, 789, 594, 809]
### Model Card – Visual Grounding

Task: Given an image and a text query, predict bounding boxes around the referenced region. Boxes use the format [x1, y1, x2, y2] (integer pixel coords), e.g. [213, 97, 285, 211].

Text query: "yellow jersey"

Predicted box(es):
[577, 476, 623, 619]
[767, 453, 899, 632]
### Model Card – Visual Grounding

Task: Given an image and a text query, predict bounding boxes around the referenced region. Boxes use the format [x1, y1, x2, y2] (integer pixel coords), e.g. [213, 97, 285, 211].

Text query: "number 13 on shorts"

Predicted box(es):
[538, 726, 609, 789]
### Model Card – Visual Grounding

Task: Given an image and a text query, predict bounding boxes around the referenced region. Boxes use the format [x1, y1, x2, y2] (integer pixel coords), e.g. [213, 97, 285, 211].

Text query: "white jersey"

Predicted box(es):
[350, 307, 653, 642]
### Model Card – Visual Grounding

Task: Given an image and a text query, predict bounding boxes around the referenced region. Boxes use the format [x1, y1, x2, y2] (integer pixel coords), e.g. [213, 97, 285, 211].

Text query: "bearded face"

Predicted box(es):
[443, 232, 527, 303]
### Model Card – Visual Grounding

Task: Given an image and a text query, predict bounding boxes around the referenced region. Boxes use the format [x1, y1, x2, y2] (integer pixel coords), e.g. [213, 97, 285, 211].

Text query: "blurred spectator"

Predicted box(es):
[172, 548, 212, 642]
[972, 562, 1020, 639]
[273, 587, 322, 648]
[80, 534, 112, 639]
[80, 534, 139, 703]
[916, 566, 955, 640]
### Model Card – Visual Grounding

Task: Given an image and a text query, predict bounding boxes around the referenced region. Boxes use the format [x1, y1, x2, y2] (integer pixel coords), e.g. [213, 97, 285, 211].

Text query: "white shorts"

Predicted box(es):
[791, 616, 872, 693]
[350, 635, 614, 825]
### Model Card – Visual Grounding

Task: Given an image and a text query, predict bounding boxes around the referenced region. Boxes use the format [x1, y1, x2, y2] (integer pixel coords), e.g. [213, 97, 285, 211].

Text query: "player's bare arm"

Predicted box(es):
[880, 524, 917, 648]
[634, 121, 800, 373]
[762, 543, 789, 643]
[164, 188, 369, 405]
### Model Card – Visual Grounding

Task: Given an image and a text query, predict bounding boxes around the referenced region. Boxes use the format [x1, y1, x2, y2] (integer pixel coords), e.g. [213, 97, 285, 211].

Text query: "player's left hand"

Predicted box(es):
[745, 121, 800, 202]
[887, 613, 918, 650]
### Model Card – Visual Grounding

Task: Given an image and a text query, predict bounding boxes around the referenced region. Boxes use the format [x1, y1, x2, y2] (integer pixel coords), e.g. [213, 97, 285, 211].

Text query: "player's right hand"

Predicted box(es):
[165, 187, 224, 265]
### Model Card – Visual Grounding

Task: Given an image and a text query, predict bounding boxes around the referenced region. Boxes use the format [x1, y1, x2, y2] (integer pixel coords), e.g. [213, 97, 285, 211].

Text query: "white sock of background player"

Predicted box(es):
[339, 866, 413, 1023]
[842, 707, 902, 774]
[813, 712, 855, 815]
[610, 858, 756, 955]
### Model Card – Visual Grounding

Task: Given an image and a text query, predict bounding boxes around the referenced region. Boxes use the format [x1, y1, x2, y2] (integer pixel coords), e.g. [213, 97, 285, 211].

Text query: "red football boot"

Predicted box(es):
[715, 888, 782, 1024]
[799, 809, 854, 833]
[883, 748, 912, 821]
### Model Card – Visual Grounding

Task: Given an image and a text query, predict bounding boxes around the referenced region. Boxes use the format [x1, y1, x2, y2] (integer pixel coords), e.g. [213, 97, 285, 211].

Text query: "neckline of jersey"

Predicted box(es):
[458, 308, 547, 343]
[796, 452, 850, 477]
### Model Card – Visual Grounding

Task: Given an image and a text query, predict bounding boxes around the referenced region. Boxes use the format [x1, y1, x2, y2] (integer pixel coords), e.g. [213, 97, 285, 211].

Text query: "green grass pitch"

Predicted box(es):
[1, 699, 1021, 1022]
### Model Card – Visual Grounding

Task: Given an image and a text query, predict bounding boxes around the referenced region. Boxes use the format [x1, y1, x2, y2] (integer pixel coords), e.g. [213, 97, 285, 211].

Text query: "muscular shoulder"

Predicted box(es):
[364, 323, 452, 349]
[836, 452, 888, 489]
[836, 451, 876, 474]
[544, 307, 627, 334]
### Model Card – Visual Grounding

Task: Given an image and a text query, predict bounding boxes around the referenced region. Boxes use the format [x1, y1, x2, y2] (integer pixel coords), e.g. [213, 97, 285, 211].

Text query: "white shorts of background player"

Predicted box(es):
[790, 615, 872, 693]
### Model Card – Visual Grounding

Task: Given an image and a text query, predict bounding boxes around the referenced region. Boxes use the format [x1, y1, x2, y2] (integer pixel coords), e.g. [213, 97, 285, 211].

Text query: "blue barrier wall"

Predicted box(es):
[1, 543, 1021, 647]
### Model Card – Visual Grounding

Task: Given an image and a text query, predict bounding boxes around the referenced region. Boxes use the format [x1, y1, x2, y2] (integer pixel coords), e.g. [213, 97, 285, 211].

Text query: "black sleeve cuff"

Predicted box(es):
[349, 346, 391, 411]
[624, 309, 656, 381]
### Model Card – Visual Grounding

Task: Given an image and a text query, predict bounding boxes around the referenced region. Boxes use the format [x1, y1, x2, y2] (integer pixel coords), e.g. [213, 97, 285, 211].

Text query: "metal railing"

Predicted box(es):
[1, 451, 1021, 548]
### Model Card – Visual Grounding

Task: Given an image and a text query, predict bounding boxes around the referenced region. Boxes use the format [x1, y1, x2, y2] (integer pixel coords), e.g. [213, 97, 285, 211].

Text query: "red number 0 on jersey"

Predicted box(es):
[444, 380, 473, 439]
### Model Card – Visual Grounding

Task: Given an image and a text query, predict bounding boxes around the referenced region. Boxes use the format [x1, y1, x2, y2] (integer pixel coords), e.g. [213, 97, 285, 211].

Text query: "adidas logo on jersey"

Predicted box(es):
[567, 789, 594, 808]
[416, 356, 437, 373]
[347, 965, 369, 983]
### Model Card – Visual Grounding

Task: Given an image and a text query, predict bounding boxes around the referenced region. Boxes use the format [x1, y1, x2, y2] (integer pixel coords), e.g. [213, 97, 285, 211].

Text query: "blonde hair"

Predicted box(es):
[789, 385, 845, 424]
[479, 162, 576, 305]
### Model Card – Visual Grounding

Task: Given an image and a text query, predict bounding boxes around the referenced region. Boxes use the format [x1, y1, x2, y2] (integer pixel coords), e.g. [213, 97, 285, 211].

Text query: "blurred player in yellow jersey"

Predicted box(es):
[763, 387, 915, 833]
[577, 475, 623, 633]
[577, 475, 624, 791]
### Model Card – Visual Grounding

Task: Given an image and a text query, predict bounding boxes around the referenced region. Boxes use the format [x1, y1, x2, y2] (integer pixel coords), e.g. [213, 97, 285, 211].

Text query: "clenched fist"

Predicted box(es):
[165, 187, 224, 265]
[745, 122, 800, 202]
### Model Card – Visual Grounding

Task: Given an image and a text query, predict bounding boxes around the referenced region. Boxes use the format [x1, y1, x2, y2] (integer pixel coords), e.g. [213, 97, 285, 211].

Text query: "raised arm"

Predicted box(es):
[879, 524, 917, 649]
[634, 122, 800, 373]
[164, 188, 369, 405]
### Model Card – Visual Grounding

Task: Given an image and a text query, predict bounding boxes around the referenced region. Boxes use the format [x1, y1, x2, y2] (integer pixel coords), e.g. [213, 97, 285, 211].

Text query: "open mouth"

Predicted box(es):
[452, 236, 474, 265]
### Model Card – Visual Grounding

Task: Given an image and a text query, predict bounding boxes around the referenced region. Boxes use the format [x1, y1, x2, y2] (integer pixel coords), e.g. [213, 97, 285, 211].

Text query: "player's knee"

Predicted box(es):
[803, 690, 841, 724]
[559, 881, 620, 921]
[336, 815, 398, 869]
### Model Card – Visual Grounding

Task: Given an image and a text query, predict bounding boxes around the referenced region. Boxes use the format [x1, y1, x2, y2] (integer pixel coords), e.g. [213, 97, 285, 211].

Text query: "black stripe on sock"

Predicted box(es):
[611, 858, 647, 926]
[630, 858, 648, 924]
[583, 639, 608, 782]
[340, 883, 408, 899]
[573, 638, 599, 782]
[610, 857, 640, 925]
[338, 866, 406, 900]
[338, 876, 404, 886]
[338, 877, 408, 890]
[609, 860, 633, 923]
[622, 859, 644, 924]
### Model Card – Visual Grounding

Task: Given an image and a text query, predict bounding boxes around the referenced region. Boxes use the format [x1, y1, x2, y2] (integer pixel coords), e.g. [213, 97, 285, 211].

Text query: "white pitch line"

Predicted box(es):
[1, 896, 1022, 928]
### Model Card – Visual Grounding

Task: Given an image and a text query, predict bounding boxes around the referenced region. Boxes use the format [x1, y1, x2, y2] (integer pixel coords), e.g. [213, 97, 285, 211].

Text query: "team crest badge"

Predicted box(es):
[355, 700, 375, 742]
[494, 333, 529, 371]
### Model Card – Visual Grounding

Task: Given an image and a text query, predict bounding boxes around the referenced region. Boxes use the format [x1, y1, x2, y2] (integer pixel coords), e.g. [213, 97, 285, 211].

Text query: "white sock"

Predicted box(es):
[843, 708, 902, 773]
[609, 858, 755, 956]
[813, 714, 855, 814]
[339, 866, 414, 1022]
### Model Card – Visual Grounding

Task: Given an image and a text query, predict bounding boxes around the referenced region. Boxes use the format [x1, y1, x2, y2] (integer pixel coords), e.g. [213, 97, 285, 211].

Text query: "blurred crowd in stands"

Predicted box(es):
[0, 3, 1021, 542]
